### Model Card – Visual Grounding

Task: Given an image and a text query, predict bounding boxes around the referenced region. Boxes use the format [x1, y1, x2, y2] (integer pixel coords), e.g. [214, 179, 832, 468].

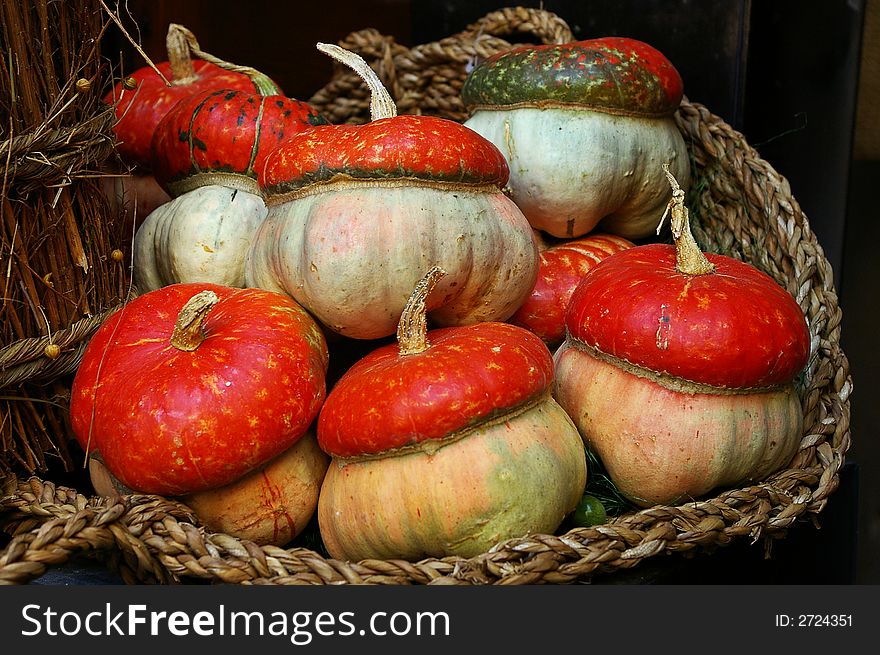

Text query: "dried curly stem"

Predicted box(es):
[165, 23, 199, 84]
[397, 267, 446, 356]
[166, 23, 279, 95]
[658, 163, 715, 276]
[316, 42, 397, 121]
[170, 290, 219, 351]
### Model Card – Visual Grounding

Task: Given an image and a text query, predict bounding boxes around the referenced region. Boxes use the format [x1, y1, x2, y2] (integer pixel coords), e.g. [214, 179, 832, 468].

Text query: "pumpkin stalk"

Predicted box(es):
[397, 267, 446, 356]
[170, 290, 220, 351]
[167, 23, 280, 95]
[659, 163, 715, 276]
[316, 42, 398, 121]
[166, 24, 199, 85]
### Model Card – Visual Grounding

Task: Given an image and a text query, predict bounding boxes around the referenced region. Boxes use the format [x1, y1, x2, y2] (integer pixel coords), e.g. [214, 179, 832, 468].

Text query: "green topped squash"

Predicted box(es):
[461, 37, 690, 240]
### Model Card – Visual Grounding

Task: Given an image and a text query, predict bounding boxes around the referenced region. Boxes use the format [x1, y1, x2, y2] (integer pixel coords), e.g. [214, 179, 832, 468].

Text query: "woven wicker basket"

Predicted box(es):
[0, 7, 851, 585]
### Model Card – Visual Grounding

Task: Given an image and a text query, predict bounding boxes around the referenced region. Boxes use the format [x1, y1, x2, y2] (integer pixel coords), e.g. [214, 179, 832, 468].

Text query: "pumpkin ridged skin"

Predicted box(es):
[460, 38, 683, 116]
[181, 431, 329, 546]
[104, 61, 259, 170]
[245, 185, 538, 339]
[565, 244, 811, 389]
[318, 322, 554, 457]
[461, 37, 688, 240]
[553, 345, 803, 507]
[151, 88, 326, 197]
[318, 394, 587, 561]
[509, 233, 634, 346]
[133, 185, 268, 292]
[463, 108, 690, 239]
[259, 115, 509, 197]
[248, 66, 536, 340]
[317, 316, 586, 561]
[69, 283, 329, 496]
[553, 226, 810, 507]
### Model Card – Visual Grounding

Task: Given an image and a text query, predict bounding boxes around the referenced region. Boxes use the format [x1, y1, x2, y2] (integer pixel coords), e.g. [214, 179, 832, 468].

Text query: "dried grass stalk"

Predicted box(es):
[1, 0, 130, 476]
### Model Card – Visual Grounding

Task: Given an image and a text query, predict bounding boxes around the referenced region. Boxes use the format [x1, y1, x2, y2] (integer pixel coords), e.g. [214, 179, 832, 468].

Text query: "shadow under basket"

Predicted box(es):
[0, 7, 852, 585]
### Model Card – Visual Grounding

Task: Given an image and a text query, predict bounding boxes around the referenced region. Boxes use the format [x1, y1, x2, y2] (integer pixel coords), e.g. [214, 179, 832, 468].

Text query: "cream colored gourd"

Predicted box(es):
[134, 185, 267, 292]
[461, 37, 690, 240]
[464, 110, 689, 239]
[244, 44, 538, 340]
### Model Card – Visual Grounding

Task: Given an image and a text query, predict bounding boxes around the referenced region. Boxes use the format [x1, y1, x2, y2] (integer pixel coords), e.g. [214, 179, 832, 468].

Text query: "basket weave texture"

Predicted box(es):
[0, 7, 852, 585]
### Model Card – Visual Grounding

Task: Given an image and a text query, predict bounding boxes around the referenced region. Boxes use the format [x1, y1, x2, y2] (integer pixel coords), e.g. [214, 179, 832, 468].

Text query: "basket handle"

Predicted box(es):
[308, 7, 574, 124]
[0, 475, 194, 585]
[460, 6, 573, 45]
[405, 7, 573, 69]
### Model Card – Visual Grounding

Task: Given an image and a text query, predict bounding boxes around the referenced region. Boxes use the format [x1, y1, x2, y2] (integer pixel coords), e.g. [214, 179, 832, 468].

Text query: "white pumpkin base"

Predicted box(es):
[553, 343, 804, 508]
[464, 107, 690, 240]
[134, 184, 268, 292]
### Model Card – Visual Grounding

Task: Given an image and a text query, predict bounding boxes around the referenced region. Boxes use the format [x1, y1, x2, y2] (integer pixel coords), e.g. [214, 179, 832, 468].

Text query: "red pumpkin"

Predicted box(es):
[316, 268, 587, 561]
[509, 233, 634, 346]
[553, 167, 810, 507]
[104, 24, 265, 170]
[150, 81, 327, 197]
[70, 283, 329, 496]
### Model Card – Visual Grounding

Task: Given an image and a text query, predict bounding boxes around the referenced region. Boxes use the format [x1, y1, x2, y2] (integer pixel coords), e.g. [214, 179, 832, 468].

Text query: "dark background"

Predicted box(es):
[97, 0, 877, 584]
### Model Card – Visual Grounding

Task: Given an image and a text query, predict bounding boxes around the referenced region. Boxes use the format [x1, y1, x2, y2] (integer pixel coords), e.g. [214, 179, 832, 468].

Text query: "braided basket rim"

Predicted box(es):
[0, 7, 852, 586]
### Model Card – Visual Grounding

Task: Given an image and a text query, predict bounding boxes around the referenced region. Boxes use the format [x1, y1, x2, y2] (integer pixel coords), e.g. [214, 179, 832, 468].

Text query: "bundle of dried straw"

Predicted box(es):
[1, 0, 131, 476]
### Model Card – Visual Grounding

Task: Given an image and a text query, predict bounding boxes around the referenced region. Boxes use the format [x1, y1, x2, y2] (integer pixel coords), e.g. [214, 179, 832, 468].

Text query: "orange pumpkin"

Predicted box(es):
[553, 168, 810, 506]
[316, 268, 587, 561]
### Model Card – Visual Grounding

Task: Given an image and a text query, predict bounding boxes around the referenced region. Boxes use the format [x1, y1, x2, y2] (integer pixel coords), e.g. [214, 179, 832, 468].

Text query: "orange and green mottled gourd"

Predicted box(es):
[317, 268, 587, 561]
[552, 167, 810, 507]
[133, 50, 325, 293]
[150, 75, 326, 199]
[70, 283, 329, 496]
[245, 44, 538, 340]
[462, 37, 690, 240]
[104, 24, 265, 171]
